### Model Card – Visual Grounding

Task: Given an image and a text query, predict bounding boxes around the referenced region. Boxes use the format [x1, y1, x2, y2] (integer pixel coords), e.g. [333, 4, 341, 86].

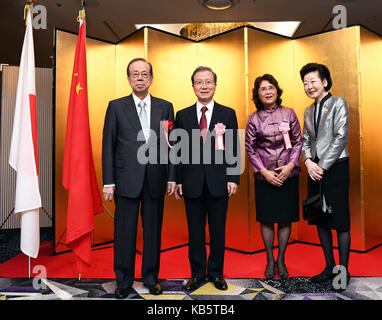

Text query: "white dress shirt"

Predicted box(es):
[132, 92, 151, 130]
[196, 100, 214, 128]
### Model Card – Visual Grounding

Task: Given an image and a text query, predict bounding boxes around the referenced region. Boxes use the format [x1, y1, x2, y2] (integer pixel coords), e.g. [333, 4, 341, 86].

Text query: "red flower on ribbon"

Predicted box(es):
[162, 120, 173, 131]
[162, 120, 173, 149]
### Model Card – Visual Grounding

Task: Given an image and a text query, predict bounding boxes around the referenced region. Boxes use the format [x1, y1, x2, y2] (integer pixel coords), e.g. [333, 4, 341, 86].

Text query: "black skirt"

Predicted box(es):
[307, 159, 350, 231]
[255, 175, 299, 224]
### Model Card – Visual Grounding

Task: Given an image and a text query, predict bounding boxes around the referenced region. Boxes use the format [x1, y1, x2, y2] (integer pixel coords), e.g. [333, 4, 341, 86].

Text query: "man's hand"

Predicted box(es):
[103, 186, 115, 201]
[305, 159, 324, 181]
[175, 184, 183, 200]
[167, 182, 176, 196]
[227, 182, 238, 197]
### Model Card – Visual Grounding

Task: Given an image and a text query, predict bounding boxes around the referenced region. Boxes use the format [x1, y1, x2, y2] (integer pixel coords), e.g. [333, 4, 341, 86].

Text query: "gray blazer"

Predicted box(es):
[302, 94, 349, 171]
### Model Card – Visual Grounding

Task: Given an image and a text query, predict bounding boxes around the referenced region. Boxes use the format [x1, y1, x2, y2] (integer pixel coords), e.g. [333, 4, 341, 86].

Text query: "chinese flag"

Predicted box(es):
[62, 18, 103, 272]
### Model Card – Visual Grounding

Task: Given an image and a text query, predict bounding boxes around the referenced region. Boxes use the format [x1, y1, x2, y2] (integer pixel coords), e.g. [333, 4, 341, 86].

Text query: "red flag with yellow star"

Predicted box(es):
[62, 15, 103, 273]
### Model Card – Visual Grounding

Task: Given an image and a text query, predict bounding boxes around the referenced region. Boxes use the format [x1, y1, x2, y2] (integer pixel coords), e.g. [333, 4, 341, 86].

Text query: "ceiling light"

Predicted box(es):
[199, 0, 239, 11]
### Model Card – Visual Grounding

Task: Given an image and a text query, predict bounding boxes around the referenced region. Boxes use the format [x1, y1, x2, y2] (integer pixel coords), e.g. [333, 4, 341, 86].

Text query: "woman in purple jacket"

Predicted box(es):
[245, 74, 302, 279]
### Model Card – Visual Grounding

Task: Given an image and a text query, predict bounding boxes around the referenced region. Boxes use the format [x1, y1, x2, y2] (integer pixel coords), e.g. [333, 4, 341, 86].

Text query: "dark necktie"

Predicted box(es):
[199, 106, 208, 142]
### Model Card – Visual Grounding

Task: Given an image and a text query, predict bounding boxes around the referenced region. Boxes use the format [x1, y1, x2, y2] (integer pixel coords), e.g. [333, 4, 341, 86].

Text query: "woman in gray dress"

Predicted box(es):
[300, 63, 351, 291]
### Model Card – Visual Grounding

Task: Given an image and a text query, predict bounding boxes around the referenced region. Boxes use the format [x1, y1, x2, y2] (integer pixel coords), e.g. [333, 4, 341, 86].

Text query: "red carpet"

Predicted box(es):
[1, 241, 382, 279]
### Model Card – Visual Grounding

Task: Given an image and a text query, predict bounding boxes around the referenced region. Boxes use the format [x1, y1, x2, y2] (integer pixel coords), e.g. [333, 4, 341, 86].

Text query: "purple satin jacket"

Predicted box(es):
[245, 105, 302, 180]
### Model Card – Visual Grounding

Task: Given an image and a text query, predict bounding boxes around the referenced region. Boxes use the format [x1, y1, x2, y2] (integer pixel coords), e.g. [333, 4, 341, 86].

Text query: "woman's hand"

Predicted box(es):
[260, 168, 283, 187]
[275, 162, 295, 182]
[305, 159, 324, 181]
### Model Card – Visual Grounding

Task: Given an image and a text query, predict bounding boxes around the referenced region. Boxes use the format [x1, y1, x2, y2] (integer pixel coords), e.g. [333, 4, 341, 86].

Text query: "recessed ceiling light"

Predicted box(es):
[199, 0, 239, 11]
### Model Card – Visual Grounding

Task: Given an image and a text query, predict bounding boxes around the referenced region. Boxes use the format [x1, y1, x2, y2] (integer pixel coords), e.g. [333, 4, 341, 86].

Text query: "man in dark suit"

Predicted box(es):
[174, 66, 240, 291]
[102, 58, 175, 298]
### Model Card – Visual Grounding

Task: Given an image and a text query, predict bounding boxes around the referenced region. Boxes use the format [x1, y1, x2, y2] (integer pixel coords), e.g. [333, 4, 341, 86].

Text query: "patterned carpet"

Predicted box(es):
[1, 276, 382, 300]
[1, 228, 382, 302]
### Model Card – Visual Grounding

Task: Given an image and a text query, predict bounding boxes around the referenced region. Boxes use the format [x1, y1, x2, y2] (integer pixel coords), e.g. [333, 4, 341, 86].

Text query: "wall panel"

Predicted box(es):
[146, 29, 197, 249]
[293, 27, 363, 250]
[198, 29, 250, 251]
[1, 66, 52, 230]
[360, 28, 382, 249]
[55, 30, 116, 252]
[247, 28, 296, 251]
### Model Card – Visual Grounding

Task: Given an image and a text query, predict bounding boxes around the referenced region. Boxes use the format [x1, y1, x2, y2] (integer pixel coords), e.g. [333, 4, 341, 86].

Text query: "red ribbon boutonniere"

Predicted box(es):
[162, 120, 173, 149]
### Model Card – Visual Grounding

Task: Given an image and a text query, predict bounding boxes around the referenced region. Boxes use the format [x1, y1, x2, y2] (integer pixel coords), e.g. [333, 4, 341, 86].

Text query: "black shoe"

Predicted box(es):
[265, 260, 276, 279]
[114, 287, 131, 299]
[311, 267, 336, 283]
[209, 277, 228, 291]
[276, 259, 289, 279]
[184, 277, 205, 291]
[144, 283, 163, 295]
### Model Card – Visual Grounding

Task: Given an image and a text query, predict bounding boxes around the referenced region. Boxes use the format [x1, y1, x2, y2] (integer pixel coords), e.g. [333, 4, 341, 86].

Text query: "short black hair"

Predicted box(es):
[252, 74, 283, 110]
[191, 66, 217, 84]
[299, 63, 332, 91]
[127, 58, 153, 77]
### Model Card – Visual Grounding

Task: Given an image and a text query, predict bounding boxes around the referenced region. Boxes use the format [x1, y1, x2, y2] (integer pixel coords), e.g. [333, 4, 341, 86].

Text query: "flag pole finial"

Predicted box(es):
[77, 9, 86, 23]
[24, 0, 36, 25]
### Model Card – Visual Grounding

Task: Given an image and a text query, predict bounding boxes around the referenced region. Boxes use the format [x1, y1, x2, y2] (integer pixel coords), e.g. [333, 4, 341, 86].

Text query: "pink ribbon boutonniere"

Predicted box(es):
[214, 122, 226, 150]
[279, 121, 292, 149]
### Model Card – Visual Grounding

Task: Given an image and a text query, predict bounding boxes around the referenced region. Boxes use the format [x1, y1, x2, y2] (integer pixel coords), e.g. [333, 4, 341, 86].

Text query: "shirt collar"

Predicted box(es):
[196, 100, 214, 113]
[263, 104, 280, 113]
[132, 93, 151, 108]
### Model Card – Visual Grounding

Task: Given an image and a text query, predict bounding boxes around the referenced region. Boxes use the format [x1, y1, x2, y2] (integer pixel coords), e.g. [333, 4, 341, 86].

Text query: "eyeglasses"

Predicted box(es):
[130, 72, 150, 79]
[259, 85, 276, 93]
[194, 79, 215, 87]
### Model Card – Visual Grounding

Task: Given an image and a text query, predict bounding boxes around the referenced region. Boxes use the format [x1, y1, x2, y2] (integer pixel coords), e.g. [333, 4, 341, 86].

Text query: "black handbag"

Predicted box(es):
[302, 181, 333, 221]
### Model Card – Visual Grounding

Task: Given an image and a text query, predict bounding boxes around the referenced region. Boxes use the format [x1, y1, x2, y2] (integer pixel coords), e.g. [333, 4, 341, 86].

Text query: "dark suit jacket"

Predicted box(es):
[102, 94, 175, 198]
[175, 102, 240, 198]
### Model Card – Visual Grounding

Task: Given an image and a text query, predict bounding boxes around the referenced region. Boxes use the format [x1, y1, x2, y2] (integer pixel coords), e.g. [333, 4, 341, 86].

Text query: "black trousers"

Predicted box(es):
[184, 182, 228, 279]
[113, 171, 164, 288]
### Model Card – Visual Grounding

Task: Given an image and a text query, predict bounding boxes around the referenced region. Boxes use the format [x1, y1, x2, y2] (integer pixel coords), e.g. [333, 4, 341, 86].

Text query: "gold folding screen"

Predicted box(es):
[246, 29, 296, 251]
[55, 25, 382, 254]
[293, 27, 363, 249]
[55, 30, 116, 251]
[359, 28, 382, 249]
